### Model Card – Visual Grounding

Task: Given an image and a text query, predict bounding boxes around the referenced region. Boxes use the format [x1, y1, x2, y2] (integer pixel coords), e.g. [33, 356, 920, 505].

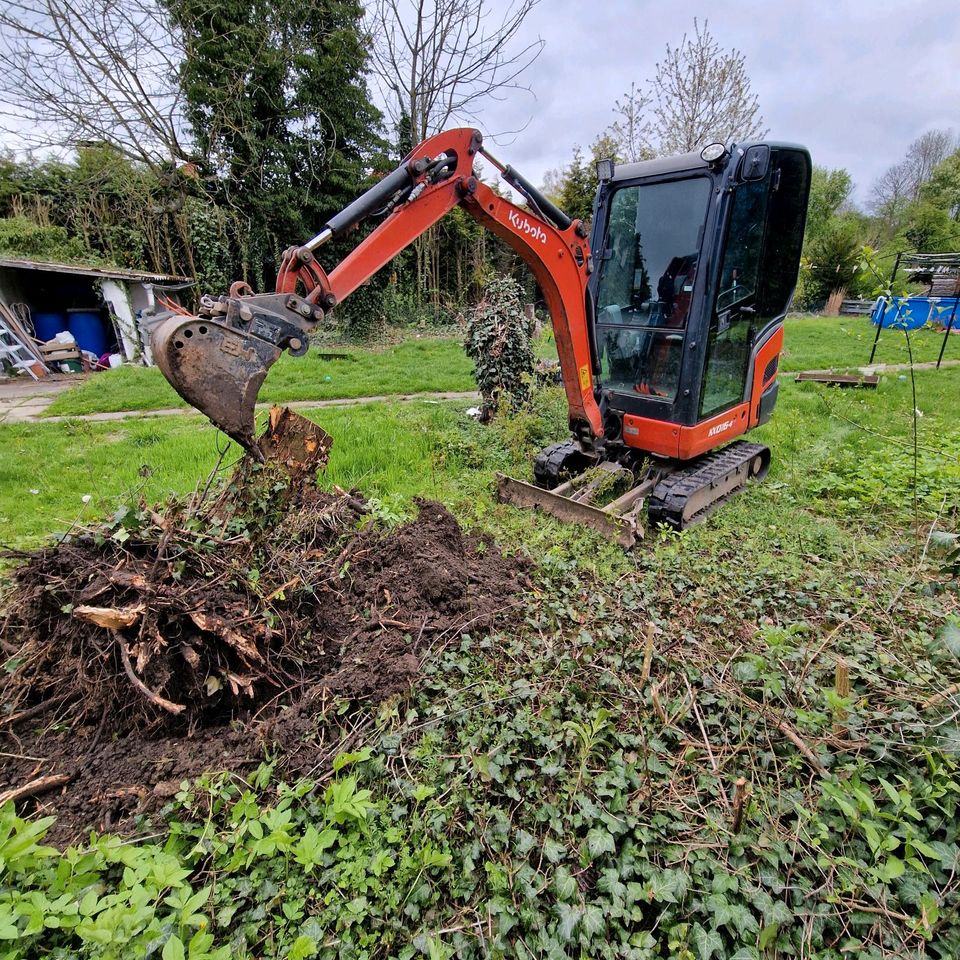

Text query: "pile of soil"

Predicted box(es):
[0, 409, 525, 842]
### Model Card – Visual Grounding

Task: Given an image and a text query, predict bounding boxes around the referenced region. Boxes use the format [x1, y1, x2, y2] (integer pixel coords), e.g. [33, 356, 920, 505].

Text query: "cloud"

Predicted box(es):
[468, 0, 960, 203]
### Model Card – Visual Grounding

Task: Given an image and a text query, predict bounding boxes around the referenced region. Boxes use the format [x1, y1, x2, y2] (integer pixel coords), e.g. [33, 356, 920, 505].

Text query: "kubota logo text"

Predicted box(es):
[707, 418, 737, 438]
[508, 209, 547, 244]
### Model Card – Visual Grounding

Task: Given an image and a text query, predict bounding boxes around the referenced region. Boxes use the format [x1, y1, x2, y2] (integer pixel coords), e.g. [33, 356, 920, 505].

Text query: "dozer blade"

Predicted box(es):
[495, 471, 652, 548]
[151, 313, 281, 453]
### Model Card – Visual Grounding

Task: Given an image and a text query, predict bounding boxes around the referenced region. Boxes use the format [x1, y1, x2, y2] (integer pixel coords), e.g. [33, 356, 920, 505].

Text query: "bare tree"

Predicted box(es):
[539, 166, 564, 204]
[869, 159, 913, 230]
[903, 128, 957, 199]
[648, 19, 766, 155]
[868, 129, 957, 234]
[367, 0, 543, 313]
[367, 0, 544, 147]
[0, 0, 188, 170]
[606, 81, 653, 163]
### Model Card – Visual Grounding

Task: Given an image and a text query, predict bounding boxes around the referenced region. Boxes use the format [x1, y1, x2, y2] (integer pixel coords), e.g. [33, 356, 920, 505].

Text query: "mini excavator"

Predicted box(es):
[151, 128, 811, 546]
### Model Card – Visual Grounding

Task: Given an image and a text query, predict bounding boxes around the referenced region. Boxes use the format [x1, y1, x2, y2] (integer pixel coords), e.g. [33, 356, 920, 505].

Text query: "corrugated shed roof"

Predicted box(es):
[0, 256, 191, 284]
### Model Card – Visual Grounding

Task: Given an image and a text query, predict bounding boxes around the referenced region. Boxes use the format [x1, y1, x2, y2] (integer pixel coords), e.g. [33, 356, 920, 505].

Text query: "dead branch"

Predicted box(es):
[118, 637, 185, 716]
[777, 719, 827, 776]
[0, 774, 71, 806]
[0, 696, 69, 729]
[730, 777, 750, 833]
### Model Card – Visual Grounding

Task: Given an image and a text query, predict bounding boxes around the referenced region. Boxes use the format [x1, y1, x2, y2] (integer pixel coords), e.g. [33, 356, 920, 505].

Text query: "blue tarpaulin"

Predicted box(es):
[871, 296, 960, 330]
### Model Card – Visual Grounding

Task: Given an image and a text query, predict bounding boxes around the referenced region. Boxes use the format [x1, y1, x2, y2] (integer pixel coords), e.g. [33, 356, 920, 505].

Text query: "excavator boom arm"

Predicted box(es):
[152, 128, 602, 452]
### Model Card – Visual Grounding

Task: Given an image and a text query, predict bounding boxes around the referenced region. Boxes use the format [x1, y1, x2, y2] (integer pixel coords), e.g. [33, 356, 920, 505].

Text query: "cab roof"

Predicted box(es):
[609, 150, 708, 183]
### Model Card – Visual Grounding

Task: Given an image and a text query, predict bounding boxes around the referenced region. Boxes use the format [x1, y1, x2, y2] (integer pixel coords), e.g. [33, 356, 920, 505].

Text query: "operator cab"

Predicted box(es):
[588, 142, 811, 455]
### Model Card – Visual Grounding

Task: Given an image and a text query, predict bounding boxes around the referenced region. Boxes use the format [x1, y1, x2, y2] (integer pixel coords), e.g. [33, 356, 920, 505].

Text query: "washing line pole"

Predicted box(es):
[869, 251, 902, 365]
[936, 281, 959, 369]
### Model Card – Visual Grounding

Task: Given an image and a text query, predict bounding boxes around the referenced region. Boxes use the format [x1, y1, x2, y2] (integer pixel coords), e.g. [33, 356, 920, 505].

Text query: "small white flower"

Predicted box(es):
[81, 494, 92, 504]
[29, 489, 39, 495]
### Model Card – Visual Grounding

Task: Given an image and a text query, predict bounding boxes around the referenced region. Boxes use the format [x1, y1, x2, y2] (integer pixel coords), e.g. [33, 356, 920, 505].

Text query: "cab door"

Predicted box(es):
[699, 146, 811, 420]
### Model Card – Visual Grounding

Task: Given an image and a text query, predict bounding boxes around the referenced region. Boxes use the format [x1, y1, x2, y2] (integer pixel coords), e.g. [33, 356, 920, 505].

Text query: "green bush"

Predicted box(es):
[464, 275, 535, 418]
[0, 216, 92, 264]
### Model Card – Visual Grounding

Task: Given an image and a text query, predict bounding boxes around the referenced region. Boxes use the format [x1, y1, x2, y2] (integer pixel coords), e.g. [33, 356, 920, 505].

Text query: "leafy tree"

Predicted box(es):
[801, 217, 863, 307]
[869, 129, 957, 237]
[0, 216, 90, 262]
[921, 149, 960, 221]
[806, 167, 854, 239]
[901, 202, 957, 253]
[167, 0, 384, 287]
[557, 148, 595, 225]
[556, 136, 620, 225]
[0, 144, 195, 275]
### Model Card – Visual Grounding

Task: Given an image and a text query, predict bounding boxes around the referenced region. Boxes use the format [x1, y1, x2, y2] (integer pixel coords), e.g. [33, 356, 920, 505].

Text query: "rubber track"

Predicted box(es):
[647, 440, 769, 530]
[534, 439, 587, 489]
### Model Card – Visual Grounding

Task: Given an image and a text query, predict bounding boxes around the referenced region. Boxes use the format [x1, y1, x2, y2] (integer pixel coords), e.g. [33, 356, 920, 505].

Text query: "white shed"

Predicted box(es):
[0, 256, 192, 366]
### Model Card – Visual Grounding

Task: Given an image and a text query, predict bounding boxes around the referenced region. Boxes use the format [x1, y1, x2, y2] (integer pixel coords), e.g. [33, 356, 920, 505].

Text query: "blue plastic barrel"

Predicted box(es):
[33, 311, 68, 341]
[67, 309, 107, 356]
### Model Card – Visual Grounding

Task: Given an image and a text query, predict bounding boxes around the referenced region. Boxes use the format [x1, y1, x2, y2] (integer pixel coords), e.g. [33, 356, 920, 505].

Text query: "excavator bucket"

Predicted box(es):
[151, 312, 281, 453]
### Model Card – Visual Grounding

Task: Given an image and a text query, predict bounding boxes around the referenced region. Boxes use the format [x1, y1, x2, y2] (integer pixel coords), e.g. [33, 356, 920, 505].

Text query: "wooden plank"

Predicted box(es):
[795, 372, 879, 388]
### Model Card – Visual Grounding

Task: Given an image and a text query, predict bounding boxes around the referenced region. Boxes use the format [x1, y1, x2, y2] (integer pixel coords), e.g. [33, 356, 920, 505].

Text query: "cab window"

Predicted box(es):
[699, 148, 811, 418]
[595, 177, 710, 401]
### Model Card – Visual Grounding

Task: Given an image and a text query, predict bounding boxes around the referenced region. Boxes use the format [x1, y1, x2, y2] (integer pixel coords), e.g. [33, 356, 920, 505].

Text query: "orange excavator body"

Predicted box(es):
[151, 127, 811, 541]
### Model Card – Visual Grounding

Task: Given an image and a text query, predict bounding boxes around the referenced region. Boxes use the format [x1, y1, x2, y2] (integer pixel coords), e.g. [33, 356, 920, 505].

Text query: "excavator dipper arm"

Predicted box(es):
[152, 128, 602, 454]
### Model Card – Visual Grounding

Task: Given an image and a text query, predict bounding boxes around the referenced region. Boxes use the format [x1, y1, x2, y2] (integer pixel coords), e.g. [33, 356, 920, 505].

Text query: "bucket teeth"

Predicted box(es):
[151, 314, 282, 451]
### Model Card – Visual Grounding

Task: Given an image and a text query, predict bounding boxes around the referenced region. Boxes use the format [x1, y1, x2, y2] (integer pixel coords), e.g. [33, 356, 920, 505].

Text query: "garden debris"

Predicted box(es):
[0, 407, 525, 840]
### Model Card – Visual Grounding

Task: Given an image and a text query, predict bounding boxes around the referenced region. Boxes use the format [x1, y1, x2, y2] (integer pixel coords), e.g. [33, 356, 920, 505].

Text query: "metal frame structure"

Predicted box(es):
[869, 251, 960, 367]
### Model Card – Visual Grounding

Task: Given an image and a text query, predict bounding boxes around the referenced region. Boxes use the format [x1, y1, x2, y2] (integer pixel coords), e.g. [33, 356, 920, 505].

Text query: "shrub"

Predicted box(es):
[464, 275, 534, 419]
[0, 216, 91, 263]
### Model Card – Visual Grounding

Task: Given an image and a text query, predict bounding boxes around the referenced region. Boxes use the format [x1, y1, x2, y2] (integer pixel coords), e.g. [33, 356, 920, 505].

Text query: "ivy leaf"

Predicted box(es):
[878, 856, 905, 881]
[581, 904, 605, 937]
[585, 827, 615, 860]
[332, 747, 372, 772]
[649, 869, 688, 904]
[287, 935, 318, 960]
[705, 893, 732, 928]
[761, 898, 792, 926]
[553, 866, 577, 901]
[691, 923, 723, 960]
[939, 619, 960, 658]
[758, 923, 780, 949]
[542, 836, 566, 864]
[731, 905, 759, 937]
[555, 902, 582, 942]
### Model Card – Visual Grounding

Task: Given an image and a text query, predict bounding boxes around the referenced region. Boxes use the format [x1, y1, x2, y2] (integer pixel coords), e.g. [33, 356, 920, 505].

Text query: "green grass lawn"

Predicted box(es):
[4, 363, 959, 551]
[782, 313, 959, 370]
[41, 337, 477, 417]
[36, 317, 959, 421]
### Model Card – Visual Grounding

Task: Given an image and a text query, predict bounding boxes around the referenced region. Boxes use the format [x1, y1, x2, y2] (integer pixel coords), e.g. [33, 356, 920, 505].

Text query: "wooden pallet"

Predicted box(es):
[795, 372, 879, 388]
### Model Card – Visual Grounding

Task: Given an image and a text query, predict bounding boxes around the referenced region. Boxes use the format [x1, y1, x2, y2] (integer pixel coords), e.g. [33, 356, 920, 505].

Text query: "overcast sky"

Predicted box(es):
[466, 0, 960, 205]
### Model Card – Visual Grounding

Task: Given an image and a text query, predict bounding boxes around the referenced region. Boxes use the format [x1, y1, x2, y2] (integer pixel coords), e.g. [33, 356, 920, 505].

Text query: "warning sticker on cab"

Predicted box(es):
[578, 364, 590, 391]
